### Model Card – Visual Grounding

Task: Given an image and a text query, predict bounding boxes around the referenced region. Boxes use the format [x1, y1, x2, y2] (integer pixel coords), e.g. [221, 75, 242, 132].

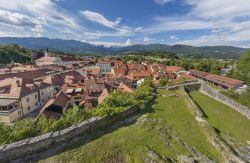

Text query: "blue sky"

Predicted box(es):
[0, 0, 250, 47]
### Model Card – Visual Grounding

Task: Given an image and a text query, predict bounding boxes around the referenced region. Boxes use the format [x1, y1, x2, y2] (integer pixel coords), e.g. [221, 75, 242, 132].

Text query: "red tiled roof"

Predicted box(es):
[205, 74, 244, 87]
[0, 68, 58, 80]
[189, 69, 209, 77]
[118, 82, 134, 93]
[166, 66, 183, 72]
[127, 71, 151, 81]
[113, 68, 126, 77]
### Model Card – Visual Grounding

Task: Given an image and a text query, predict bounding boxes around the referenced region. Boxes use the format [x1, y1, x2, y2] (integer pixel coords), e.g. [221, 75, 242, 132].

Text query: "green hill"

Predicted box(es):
[0, 44, 32, 64]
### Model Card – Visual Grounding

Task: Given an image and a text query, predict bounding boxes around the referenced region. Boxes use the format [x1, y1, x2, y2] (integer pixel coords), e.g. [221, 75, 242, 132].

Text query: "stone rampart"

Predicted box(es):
[0, 107, 137, 161]
[200, 84, 250, 119]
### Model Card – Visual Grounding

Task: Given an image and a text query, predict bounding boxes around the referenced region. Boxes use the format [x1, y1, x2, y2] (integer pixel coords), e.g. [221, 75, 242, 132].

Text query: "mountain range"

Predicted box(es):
[0, 37, 249, 58]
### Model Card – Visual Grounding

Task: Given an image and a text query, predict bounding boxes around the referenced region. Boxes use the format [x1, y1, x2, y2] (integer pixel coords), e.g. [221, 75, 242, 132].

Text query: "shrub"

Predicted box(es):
[9, 119, 38, 142]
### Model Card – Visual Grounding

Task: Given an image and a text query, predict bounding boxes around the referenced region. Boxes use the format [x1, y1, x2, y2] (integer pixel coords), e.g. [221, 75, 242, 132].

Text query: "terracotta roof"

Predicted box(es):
[36, 57, 59, 62]
[127, 71, 151, 81]
[97, 61, 112, 64]
[60, 56, 79, 61]
[190, 69, 244, 88]
[0, 68, 58, 80]
[82, 67, 101, 75]
[166, 66, 183, 72]
[98, 88, 109, 104]
[118, 82, 134, 93]
[112, 68, 126, 77]
[0, 78, 51, 98]
[43, 75, 65, 87]
[38, 91, 70, 119]
[189, 69, 209, 77]
[205, 74, 244, 88]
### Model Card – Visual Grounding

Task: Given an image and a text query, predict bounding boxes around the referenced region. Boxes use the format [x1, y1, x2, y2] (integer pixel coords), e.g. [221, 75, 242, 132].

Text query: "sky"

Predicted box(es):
[1, 0, 250, 47]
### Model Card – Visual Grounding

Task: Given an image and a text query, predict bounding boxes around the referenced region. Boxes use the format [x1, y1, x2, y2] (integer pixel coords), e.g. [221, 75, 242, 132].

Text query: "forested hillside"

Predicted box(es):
[0, 37, 248, 58]
[0, 45, 32, 64]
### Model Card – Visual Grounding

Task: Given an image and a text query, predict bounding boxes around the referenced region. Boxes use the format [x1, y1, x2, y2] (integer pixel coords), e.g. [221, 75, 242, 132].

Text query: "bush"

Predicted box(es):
[93, 107, 127, 117]
[159, 78, 169, 86]
[222, 88, 250, 108]
[9, 119, 38, 142]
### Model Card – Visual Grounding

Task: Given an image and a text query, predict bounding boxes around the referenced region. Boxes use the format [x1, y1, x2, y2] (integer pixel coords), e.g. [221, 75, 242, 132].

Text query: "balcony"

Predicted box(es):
[0, 99, 20, 115]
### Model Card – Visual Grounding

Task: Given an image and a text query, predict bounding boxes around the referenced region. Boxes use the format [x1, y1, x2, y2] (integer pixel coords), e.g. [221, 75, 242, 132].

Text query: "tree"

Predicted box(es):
[233, 52, 250, 85]
[159, 78, 169, 86]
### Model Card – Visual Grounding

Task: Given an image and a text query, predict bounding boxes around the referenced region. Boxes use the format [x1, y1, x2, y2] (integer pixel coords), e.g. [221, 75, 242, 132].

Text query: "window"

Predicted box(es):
[26, 97, 29, 102]
[28, 107, 30, 111]
[41, 91, 44, 95]
[35, 94, 37, 99]
[35, 102, 38, 106]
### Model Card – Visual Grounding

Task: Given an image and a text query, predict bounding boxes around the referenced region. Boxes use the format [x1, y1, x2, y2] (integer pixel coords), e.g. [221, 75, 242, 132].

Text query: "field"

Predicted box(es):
[189, 91, 250, 145]
[40, 89, 221, 162]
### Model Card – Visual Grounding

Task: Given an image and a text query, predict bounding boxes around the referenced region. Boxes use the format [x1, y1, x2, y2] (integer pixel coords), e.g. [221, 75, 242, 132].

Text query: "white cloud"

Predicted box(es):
[145, 0, 250, 46]
[0, 0, 87, 39]
[89, 39, 134, 47]
[124, 39, 134, 46]
[80, 10, 143, 38]
[0, 10, 38, 27]
[80, 10, 121, 29]
[143, 37, 154, 43]
[170, 35, 179, 40]
[186, 0, 250, 20]
[154, 0, 173, 5]
[88, 41, 124, 47]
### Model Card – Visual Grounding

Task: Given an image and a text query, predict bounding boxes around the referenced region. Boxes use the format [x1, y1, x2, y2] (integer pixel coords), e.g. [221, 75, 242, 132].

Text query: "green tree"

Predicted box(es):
[233, 52, 250, 85]
[159, 78, 169, 86]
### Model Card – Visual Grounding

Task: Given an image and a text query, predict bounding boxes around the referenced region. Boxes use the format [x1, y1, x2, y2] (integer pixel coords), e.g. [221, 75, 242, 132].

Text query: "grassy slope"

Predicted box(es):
[189, 91, 250, 144]
[40, 89, 220, 162]
[151, 89, 221, 161]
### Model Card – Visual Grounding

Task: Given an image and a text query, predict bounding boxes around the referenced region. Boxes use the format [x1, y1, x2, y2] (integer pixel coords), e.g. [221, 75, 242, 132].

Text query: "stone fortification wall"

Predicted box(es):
[0, 107, 137, 161]
[199, 84, 250, 119]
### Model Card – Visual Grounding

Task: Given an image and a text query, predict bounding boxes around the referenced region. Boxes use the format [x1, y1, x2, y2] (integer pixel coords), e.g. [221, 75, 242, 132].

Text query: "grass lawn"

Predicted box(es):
[150, 89, 221, 161]
[40, 89, 221, 162]
[45, 123, 192, 163]
[189, 91, 250, 145]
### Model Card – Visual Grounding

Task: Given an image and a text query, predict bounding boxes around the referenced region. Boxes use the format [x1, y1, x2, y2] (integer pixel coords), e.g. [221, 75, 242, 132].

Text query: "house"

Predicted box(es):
[38, 91, 70, 119]
[35, 54, 81, 66]
[118, 82, 134, 93]
[0, 68, 59, 81]
[111, 68, 126, 78]
[98, 88, 109, 104]
[96, 61, 115, 73]
[11, 64, 39, 72]
[189, 69, 208, 79]
[0, 78, 53, 123]
[166, 66, 183, 74]
[190, 69, 246, 89]
[78, 67, 101, 77]
[62, 83, 87, 105]
[205, 74, 245, 89]
[127, 71, 151, 81]
[42, 75, 65, 94]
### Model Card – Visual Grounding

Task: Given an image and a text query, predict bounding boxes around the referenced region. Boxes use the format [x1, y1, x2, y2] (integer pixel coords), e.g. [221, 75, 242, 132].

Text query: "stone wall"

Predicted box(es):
[0, 107, 137, 162]
[199, 83, 250, 119]
[159, 80, 200, 91]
